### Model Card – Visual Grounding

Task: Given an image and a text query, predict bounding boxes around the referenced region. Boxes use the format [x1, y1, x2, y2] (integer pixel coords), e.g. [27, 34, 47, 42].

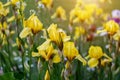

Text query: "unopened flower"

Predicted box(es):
[44, 70, 50, 80]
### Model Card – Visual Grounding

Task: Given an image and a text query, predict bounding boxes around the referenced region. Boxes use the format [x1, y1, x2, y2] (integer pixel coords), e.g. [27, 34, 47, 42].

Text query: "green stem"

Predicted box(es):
[29, 36, 34, 80]
[6, 37, 15, 72]
[29, 49, 32, 80]
[21, 49, 26, 80]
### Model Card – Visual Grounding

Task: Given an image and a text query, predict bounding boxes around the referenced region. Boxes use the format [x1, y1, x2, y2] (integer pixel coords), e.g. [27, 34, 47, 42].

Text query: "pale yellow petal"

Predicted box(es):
[51, 13, 57, 19]
[103, 53, 112, 61]
[19, 28, 31, 38]
[42, 29, 48, 39]
[37, 39, 51, 51]
[101, 53, 112, 66]
[7, 16, 15, 22]
[32, 52, 40, 57]
[75, 55, 86, 65]
[63, 36, 70, 42]
[97, 30, 106, 34]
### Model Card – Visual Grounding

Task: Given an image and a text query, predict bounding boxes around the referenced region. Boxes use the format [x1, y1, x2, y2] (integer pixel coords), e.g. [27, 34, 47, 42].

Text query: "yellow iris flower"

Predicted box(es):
[47, 23, 70, 50]
[69, 7, 81, 25]
[51, 6, 67, 20]
[74, 26, 85, 40]
[0, 22, 7, 45]
[86, 46, 112, 68]
[63, 42, 86, 65]
[69, 6, 93, 24]
[41, 0, 53, 9]
[32, 39, 61, 63]
[11, 0, 20, 5]
[97, 20, 119, 35]
[0, 2, 9, 16]
[19, 13, 43, 38]
[69, 3, 104, 25]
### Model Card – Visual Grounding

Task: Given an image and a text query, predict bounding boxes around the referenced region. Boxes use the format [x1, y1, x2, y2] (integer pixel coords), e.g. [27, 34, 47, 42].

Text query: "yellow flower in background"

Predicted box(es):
[84, 4, 97, 15]
[101, 13, 109, 21]
[69, 6, 93, 24]
[73, 9, 91, 23]
[86, 46, 112, 68]
[97, 20, 119, 35]
[104, 20, 119, 35]
[95, 8, 103, 16]
[11, 0, 20, 5]
[44, 70, 50, 80]
[113, 30, 120, 41]
[51, 6, 67, 20]
[74, 26, 85, 40]
[69, 7, 81, 25]
[19, 13, 43, 38]
[47, 23, 70, 50]
[69, 3, 104, 25]
[0, 2, 9, 16]
[100, 0, 112, 4]
[75, 0, 83, 7]
[41, 0, 53, 9]
[63, 42, 86, 65]
[32, 39, 61, 63]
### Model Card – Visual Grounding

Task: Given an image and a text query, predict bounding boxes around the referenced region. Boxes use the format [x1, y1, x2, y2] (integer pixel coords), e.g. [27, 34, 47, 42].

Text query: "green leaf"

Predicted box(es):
[0, 72, 15, 80]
